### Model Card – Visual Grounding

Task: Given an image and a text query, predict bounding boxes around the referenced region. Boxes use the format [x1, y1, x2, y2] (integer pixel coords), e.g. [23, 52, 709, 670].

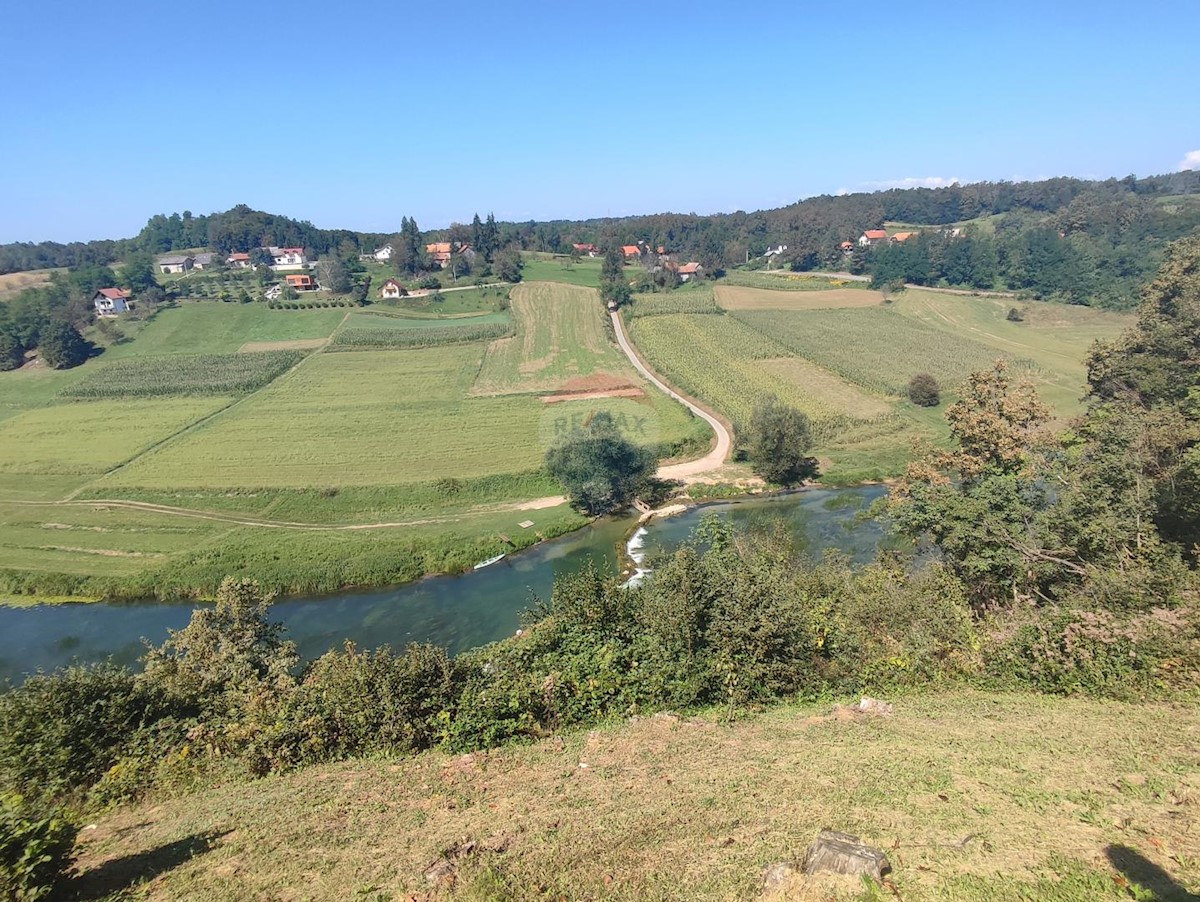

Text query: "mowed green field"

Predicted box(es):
[0, 287, 709, 598]
[519, 254, 604, 288]
[102, 303, 347, 358]
[629, 286, 1131, 481]
[473, 281, 633, 395]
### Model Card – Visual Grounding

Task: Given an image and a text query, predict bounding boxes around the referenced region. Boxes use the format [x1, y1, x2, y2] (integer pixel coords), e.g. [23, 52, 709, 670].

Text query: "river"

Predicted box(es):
[0, 485, 889, 683]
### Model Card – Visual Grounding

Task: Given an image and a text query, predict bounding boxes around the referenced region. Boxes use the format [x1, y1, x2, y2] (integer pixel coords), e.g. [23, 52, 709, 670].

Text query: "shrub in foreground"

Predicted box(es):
[0, 795, 77, 901]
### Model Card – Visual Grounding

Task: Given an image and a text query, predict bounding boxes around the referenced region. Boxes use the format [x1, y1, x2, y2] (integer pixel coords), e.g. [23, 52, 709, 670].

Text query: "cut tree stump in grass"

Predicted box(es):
[802, 830, 892, 881]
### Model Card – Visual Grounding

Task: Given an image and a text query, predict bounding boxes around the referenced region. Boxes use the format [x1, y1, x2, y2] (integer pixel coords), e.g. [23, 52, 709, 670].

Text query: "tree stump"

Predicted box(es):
[802, 830, 892, 881]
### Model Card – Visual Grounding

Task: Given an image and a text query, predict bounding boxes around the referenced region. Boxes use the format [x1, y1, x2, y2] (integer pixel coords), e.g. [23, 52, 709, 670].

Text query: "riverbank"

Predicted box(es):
[0, 485, 889, 681]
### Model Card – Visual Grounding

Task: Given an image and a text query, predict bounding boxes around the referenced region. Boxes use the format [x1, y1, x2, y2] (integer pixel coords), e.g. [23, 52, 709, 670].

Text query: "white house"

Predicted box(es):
[228, 252, 253, 268]
[379, 278, 407, 299]
[93, 288, 133, 315]
[763, 244, 788, 258]
[372, 245, 393, 262]
[676, 262, 705, 282]
[264, 284, 283, 300]
[858, 230, 888, 247]
[192, 252, 216, 269]
[158, 255, 193, 274]
[267, 246, 306, 269]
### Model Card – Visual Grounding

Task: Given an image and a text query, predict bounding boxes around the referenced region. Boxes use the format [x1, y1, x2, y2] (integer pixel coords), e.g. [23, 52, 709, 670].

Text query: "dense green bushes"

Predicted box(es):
[0, 795, 77, 901]
[0, 520, 1196, 814]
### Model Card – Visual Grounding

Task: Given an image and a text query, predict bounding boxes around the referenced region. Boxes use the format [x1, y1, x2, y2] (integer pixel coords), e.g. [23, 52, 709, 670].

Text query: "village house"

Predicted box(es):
[267, 247, 307, 269]
[379, 278, 407, 299]
[763, 244, 788, 258]
[157, 255, 193, 274]
[93, 288, 133, 316]
[572, 243, 598, 256]
[264, 284, 283, 301]
[676, 262, 705, 282]
[425, 242, 474, 269]
[621, 245, 641, 259]
[285, 274, 315, 291]
[372, 245, 393, 262]
[840, 240, 855, 256]
[858, 229, 889, 247]
[890, 231, 918, 244]
[227, 252, 252, 268]
[191, 252, 216, 269]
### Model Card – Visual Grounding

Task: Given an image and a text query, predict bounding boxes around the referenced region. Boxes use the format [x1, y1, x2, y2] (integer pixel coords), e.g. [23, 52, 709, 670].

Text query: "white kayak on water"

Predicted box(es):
[473, 553, 507, 570]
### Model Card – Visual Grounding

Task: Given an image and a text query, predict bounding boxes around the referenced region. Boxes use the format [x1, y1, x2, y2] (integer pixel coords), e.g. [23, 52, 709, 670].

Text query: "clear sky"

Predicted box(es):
[2, 0, 1198, 243]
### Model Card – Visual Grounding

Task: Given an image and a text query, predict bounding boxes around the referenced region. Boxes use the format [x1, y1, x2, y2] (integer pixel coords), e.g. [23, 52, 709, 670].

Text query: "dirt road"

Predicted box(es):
[610, 311, 731, 479]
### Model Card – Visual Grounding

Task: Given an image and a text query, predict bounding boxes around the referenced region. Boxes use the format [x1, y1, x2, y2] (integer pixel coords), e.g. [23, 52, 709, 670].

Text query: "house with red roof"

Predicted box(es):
[379, 278, 408, 300]
[228, 252, 253, 268]
[572, 243, 598, 256]
[285, 274, 315, 291]
[676, 262, 705, 282]
[268, 246, 307, 269]
[93, 288, 133, 316]
[890, 231, 918, 244]
[621, 245, 641, 259]
[839, 240, 855, 256]
[858, 229, 889, 247]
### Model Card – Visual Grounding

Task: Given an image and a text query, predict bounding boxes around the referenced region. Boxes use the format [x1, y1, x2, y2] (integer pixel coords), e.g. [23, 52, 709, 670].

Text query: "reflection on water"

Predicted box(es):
[0, 486, 890, 682]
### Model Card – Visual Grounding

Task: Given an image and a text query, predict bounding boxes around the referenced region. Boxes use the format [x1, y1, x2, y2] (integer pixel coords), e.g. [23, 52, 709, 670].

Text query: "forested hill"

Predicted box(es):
[0, 205, 391, 275]
[4, 170, 1200, 308]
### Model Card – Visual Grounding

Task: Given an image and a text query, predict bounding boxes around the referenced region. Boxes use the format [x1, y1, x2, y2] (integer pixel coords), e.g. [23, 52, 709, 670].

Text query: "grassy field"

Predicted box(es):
[473, 282, 632, 395]
[101, 304, 347, 359]
[630, 314, 892, 442]
[0, 398, 233, 476]
[628, 286, 1130, 482]
[0, 283, 709, 598]
[520, 253, 604, 288]
[68, 690, 1200, 900]
[715, 284, 885, 310]
[371, 284, 511, 316]
[721, 270, 872, 291]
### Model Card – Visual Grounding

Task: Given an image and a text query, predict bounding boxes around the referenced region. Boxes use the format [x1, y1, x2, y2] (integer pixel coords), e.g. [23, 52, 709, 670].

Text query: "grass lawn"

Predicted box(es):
[100, 303, 346, 359]
[68, 690, 1200, 900]
[520, 253, 604, 288]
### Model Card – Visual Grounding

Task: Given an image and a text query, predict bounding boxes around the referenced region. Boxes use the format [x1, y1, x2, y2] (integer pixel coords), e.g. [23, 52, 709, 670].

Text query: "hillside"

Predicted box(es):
[67, 691, 1200, 901]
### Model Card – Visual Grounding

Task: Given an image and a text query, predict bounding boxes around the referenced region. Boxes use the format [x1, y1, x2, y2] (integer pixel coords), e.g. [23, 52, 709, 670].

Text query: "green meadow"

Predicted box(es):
[0, 285, 708, 600]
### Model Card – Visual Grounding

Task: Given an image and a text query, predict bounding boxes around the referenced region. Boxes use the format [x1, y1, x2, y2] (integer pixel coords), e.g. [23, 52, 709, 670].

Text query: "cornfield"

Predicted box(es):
[62, 352, 304, 399]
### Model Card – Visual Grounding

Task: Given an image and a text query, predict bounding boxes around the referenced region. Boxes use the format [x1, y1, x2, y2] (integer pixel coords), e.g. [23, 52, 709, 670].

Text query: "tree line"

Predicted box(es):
[6, 171, 1199, 308]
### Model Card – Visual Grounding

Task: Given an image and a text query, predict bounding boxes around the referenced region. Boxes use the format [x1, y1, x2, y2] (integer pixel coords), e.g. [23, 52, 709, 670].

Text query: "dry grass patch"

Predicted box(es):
[69, 691, 1200, 901]
[716, 284, 885, 310]
[759, 357, 893, 418]
[237, 338, 328, 353]
[0, 267, 61, 298]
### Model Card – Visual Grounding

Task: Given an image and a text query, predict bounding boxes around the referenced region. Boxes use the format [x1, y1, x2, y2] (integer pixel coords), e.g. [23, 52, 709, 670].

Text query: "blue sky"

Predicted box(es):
[2, 0, 1198, 243]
